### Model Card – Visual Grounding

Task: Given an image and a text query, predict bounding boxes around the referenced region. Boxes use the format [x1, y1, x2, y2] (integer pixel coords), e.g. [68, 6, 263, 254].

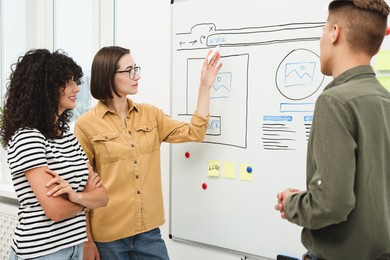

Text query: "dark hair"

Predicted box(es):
[0, 49, 83, 147]
[328, 0, 389, 56]
[90, 46, 130, 100]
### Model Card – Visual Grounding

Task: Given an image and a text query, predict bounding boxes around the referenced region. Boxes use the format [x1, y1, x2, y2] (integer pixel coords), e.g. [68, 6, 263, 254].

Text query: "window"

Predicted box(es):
[1, 0, 42, 184]
[53, 0, 100, 128]
[0, 0, 114, 190]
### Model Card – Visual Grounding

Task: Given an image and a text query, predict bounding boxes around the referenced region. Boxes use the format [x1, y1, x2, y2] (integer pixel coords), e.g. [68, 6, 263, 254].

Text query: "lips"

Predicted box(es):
[69, 96, 77, 102]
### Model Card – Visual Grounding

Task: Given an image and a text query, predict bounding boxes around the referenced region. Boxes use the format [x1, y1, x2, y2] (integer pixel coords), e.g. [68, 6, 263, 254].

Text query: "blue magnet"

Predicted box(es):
[246, 166, 252, 173]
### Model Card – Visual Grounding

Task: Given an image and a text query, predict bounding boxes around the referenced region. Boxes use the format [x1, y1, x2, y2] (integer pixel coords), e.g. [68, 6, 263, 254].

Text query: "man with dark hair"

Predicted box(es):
[275, 1, 390, 259]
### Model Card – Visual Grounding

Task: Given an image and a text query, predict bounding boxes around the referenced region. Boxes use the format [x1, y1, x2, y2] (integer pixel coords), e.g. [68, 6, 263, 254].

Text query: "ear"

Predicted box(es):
[331, 24, 340, 44]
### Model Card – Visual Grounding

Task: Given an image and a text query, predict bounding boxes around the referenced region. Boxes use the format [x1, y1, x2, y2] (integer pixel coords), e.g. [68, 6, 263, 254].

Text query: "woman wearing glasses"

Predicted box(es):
[74, 46, 222, 259]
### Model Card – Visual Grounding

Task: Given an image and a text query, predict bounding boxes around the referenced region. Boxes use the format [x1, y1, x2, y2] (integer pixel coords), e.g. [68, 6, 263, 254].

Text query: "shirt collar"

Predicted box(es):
[324, 65, 376, 91]
[96, 98, 139, 118]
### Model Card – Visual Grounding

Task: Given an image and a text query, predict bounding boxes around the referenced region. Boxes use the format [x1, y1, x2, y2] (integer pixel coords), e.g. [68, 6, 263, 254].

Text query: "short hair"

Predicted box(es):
[90, 46, 130, 100]
[328, 0, 389, 56]
[0, 49, 83, 147]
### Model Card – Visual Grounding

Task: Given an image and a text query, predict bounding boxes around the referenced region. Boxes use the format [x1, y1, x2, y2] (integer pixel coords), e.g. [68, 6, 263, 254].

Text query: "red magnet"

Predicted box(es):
[386, 27, 390, 36]
[202, 183, 208, 190]
[184, 152, 190, 158]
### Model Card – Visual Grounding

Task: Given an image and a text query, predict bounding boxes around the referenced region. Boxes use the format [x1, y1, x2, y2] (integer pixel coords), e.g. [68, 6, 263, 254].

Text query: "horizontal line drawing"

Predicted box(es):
[175, 22, 324, 50]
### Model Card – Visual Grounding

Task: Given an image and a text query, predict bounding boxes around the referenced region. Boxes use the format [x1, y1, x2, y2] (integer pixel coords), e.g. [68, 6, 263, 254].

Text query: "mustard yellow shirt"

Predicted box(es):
[74, 99, 208, 242]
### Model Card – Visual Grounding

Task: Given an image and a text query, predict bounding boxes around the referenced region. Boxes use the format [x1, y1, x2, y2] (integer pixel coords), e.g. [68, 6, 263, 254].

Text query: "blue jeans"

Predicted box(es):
[95, 228, 169, 260]
[9, 243, 83, 260]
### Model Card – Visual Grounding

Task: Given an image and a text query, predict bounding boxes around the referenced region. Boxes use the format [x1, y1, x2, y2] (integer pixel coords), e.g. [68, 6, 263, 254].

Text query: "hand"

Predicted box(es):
[45, 169, 77, 200]
[83, 240, 100, 260]
[200, 49, 223, 90]
[84, 164, 103, 192]
[275, 188, 300, 219]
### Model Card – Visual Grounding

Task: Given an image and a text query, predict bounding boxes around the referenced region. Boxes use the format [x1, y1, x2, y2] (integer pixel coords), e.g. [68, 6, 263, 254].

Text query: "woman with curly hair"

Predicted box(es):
[0, 49, 108, 260]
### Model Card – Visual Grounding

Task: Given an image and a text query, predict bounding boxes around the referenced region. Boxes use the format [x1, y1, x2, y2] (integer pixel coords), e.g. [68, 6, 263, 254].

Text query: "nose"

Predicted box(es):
[69, 80, 80, 93]
[74, 84, 80, 93]
[134, 73, 141, 81]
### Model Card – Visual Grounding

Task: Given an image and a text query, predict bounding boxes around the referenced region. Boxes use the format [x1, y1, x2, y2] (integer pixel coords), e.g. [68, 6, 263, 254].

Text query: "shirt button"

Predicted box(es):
[128, 130, 132, 134]
[317, 180, 322, 186]
[135, 175, 139, 179]
[137, 191, 141, 194]
[131, 144, 135, 148]
[134, 160, 137, 164]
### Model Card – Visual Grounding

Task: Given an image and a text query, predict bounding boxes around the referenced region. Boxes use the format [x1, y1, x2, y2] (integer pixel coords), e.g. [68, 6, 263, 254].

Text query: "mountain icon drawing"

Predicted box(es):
[284, 62, 316, 87]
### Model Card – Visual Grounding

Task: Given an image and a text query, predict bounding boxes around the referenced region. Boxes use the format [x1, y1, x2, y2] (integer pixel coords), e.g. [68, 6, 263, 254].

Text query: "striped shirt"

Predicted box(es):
[7, 128, 88, 258]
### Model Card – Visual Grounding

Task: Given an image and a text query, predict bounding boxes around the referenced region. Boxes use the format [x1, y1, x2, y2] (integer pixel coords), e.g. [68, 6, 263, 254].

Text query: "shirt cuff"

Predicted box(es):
[192, 112, 209, 126]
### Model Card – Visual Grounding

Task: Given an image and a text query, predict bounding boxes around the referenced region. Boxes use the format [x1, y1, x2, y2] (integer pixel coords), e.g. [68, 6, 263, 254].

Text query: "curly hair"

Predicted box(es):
[0, 49, 83, 147]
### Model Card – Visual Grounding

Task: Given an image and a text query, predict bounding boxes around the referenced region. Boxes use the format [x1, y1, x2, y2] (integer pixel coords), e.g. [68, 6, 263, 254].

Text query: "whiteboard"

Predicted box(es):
[169, 0, 332, 259]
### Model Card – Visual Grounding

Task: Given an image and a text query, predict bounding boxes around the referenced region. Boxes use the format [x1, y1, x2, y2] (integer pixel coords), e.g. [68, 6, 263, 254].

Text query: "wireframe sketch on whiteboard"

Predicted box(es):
[210, 72, 232, 99]
[185, 54, 249, 148]
[174, 22, 327, 150]
[170, 0, 332, 257]
[276, 48, 324, 101]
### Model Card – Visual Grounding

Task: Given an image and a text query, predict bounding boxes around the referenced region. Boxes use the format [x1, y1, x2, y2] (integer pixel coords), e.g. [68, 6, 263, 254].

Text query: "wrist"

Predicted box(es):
[70, 192, 83, 205]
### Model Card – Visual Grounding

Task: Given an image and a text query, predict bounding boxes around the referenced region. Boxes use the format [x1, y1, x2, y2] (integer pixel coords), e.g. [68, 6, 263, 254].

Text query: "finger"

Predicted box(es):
[90, 173, 100, 183]
[215, 62, 223, 71]
[47, 184, 62, 196]
[204, 50, 213, 64]
[95, 177, 102, 186]
[51, 185, 71, 197]
[46, 176, 61, 187]
[45, 169, 57, 177]
[209, 52, 221, 66]
[275, 203, 284, 211]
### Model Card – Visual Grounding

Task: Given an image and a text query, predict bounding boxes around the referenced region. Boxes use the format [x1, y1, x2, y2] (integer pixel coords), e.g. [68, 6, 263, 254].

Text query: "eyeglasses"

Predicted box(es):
[116, 66, 141, 80]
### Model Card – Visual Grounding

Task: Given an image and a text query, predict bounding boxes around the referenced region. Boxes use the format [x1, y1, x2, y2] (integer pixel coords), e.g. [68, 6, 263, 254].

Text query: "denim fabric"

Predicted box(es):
[9, 243, 83, 260]
[95, 228, 169, 260]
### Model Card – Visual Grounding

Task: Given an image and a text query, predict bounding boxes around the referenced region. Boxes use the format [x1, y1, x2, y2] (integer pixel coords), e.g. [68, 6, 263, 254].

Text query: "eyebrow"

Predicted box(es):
[124, 64, 136, 70]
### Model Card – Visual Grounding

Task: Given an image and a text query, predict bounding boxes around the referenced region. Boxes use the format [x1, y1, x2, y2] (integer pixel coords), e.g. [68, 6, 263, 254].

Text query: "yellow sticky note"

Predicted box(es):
[378, 76, 390, 91]
[374, 50, 390, 71]
[222, 162, 235, 179]
[240, 163, 253, 181]
[208, 160, 220, 177]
